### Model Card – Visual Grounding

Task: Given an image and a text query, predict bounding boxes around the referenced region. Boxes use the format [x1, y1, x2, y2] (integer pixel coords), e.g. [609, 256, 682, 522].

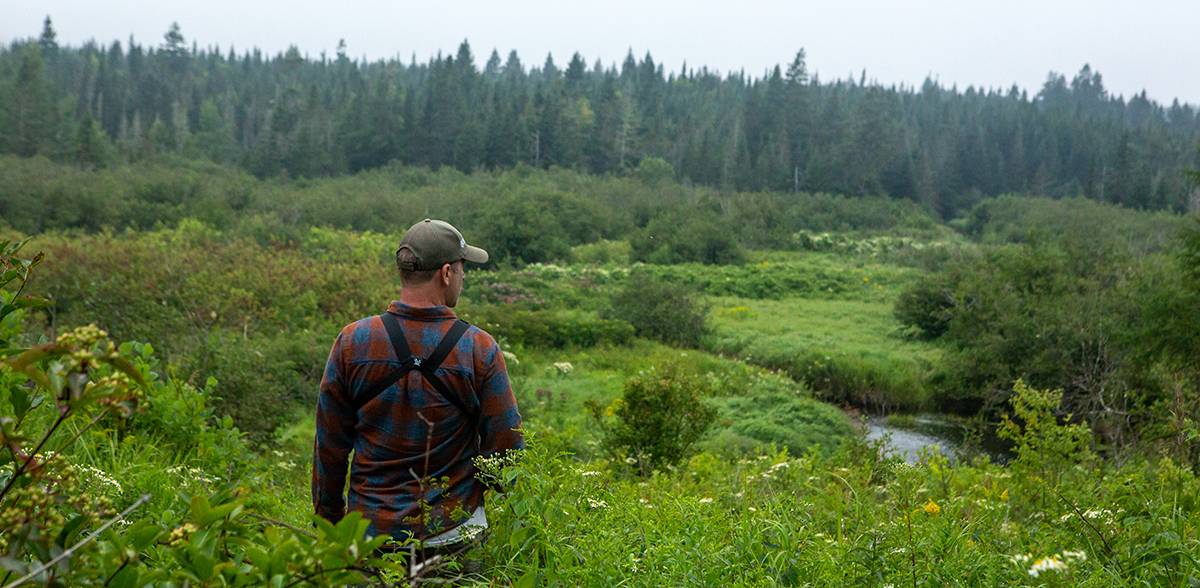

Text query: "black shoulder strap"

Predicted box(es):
[380, 311, 417, 369]
[356, 314, 476, 425]
[425, 319, 470, 373]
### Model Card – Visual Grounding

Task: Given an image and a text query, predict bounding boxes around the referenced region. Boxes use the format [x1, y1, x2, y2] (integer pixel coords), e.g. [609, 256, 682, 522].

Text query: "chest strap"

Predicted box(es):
[353, 314, 475, 426]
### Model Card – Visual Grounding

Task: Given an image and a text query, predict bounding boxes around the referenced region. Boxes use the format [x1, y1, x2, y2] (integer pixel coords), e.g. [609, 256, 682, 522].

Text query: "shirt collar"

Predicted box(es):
[386, 300, 457, 321]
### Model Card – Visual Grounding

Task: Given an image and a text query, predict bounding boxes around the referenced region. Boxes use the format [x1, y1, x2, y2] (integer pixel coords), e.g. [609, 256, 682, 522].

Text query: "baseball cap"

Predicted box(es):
[396, 219, 489, 271]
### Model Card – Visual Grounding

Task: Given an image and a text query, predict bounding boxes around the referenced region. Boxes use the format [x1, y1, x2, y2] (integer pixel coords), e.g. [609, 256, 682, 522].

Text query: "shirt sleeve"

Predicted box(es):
[474, 332, 524, 458]
[312, 331, 356, 523]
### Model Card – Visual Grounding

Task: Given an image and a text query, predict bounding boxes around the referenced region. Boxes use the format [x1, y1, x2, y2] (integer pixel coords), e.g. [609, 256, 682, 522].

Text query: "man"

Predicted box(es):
[312, 218, 524, 568]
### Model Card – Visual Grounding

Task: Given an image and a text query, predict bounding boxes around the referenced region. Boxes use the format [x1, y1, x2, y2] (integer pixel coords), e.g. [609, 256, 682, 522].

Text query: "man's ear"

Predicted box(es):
[441, 263, 453, 285]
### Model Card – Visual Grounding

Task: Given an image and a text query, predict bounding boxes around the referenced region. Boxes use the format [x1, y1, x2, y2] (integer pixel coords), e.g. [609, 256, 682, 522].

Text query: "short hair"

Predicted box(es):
[396, 248, 437, 285]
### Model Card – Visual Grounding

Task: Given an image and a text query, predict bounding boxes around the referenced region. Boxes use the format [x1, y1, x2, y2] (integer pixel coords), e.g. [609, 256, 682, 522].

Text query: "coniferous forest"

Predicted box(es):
[2, 18, 1199, 218]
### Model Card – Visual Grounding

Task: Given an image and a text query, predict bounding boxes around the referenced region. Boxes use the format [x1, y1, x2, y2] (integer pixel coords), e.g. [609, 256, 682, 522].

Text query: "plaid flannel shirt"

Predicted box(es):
[312, 301, 524, 539]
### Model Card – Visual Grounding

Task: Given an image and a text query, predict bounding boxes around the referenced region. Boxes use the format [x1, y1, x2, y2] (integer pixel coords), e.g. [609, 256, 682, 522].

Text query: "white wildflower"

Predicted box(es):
[586, 498, 608, 509]
[698, 497, 714, 504]
[580, 470, 601, 477]
[1028, 555, 1067, 577]
[73, 464, 122, 495]
[553, 361, 574, 375]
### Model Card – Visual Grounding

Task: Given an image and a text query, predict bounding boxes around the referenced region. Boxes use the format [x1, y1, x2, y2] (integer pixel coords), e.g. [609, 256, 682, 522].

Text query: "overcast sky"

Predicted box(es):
[3, 0, 1198, 105]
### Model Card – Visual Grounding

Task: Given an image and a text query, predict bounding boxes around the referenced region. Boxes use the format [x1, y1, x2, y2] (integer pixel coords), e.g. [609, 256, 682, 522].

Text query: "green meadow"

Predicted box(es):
[2, 158, 1198, 585]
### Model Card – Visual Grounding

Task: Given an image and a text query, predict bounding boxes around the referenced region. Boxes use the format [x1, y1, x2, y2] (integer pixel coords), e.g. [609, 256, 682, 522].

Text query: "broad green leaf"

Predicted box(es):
[106, 356, 148, 387]
[9, 386, 30, 419]
[56, 514, 89, 548]
[198, 502, 240, 526]
[128, 521, 163, 551]
[514, 568, 538, 588]
[108, 565, 139, 588]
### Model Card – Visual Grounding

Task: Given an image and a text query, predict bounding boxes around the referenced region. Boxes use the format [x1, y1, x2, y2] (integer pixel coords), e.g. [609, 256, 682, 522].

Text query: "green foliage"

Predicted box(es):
[637, 253, 918, 301]
[632, 156, 673, 185]
[709, 296, 939, 411]
[569, 239, 630, 264]
[479, 427, 1200, 586]
[0, 241, 403, 586]
[893, 273, 956, 339]
[998, 380, 1095, 475]
[469, 307, 634, 349]
[961, 195, 1186, 256]
[607, 273, 710, 347]
[897, 241, 1140, 420]
[589, 364, 718, 470]
[6, 32, 1200, 214]
[630, 208, 745, 265]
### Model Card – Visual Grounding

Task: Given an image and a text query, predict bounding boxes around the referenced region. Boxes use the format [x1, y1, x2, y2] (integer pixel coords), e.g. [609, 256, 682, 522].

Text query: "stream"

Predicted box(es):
[865, 414, 1009, 464]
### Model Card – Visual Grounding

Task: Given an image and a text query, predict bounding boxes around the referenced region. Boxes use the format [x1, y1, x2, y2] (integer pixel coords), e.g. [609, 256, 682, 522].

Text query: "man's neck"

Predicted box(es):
[399, 286, 448, 308]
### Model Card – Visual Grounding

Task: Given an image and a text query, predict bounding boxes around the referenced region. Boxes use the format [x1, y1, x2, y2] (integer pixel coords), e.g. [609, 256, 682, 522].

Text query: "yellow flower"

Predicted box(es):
[999, 489, 1009, 502]
[923, 499, 941, 515]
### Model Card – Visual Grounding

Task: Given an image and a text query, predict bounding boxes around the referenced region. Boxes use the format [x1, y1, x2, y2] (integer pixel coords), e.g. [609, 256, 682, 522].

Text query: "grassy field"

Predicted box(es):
[6, 218, 1199, 586]
[708, 296, 942, 411]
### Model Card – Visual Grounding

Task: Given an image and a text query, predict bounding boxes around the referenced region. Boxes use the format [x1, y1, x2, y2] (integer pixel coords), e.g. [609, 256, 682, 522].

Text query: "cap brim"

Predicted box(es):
[463, 244, 489, 264]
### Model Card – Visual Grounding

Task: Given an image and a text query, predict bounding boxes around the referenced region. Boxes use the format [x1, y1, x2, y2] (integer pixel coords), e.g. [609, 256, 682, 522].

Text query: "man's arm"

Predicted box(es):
[312, 331, 356, 524]
[474, 334, 524, 457]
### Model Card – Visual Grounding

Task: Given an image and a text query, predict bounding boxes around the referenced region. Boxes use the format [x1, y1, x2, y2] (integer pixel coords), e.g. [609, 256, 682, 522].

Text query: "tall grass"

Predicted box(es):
[708, 296, 941, 411]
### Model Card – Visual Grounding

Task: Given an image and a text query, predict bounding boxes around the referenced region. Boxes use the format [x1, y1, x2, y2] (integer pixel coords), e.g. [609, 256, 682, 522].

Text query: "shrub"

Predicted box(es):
[469, 307, 634, 349]
[998, 380, 1094, 480]
[894, 273, 956, 339]
[629, 208, 745, 265]
[606, 273, 710, 347]
[569, 239, 631, 264]
[589, 364, 717, 470]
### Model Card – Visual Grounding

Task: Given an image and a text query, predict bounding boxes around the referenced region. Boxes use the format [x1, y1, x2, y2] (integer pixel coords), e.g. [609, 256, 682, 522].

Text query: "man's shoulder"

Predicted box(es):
[335, 314, 386, 347]
[463, 322, 500, 350]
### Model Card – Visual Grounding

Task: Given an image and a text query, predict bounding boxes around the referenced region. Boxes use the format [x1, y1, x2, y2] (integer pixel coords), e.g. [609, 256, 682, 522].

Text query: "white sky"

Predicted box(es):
[3, 0, 1198, 105]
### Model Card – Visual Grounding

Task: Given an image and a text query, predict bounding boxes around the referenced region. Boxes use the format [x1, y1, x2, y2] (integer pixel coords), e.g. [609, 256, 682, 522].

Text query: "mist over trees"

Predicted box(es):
[2, 18, 1199, 217]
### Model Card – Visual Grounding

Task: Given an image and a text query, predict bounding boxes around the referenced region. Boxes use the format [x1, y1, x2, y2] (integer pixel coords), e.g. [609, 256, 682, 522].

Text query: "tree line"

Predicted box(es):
[2, 17, 1199, 217]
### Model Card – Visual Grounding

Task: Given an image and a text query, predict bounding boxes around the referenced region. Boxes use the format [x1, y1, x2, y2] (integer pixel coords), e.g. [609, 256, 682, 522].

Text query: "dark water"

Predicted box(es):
[865, 414, 1009, 464]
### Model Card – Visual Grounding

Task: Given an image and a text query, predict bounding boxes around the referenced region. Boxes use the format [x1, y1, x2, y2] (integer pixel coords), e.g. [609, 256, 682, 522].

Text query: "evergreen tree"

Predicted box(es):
[74, 112, 112, 168]
[5, 46, 55, 157]
[1, 22, 1196, 212]
[38, 16, 58, 56]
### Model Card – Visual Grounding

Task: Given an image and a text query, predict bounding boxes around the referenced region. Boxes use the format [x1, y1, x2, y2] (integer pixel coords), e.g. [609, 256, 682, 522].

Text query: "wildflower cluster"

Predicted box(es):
[1011, 550, 1088, 577]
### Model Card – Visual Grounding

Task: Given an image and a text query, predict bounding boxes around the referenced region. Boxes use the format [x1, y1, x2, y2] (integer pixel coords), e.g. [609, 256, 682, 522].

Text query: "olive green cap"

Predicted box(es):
[396, 219, 488, 271]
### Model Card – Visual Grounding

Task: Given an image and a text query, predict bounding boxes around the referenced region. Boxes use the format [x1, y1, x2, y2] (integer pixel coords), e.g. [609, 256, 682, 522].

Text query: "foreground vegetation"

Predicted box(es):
[2, 153, 1199, 584]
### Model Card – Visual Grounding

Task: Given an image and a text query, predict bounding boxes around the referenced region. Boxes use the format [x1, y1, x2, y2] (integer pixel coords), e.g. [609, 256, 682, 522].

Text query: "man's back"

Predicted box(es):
[312, 301, 523, 540]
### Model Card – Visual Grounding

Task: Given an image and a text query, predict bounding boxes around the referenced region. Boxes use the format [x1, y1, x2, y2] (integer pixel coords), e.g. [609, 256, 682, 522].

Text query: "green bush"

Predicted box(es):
[894, 273, 957, 339]
[469, 307, 634, 349]
[607, 273, 710, 347]
[590, 364, 717, 470]
[569, 239, 631, 264]
[629, 208, 745, 265]
[999, 380, 1095, 478]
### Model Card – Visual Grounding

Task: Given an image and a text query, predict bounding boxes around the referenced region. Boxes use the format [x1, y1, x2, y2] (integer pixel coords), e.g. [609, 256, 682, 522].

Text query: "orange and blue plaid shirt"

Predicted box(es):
[312, 301, 524, 539]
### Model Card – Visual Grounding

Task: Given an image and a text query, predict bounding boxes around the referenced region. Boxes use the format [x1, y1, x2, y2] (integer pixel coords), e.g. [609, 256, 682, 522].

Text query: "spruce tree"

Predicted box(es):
[6, 46, 54, 157]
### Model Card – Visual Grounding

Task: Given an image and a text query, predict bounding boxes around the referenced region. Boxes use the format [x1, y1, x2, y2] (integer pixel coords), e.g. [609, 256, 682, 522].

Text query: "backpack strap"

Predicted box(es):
[353, 314, 477, 427]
